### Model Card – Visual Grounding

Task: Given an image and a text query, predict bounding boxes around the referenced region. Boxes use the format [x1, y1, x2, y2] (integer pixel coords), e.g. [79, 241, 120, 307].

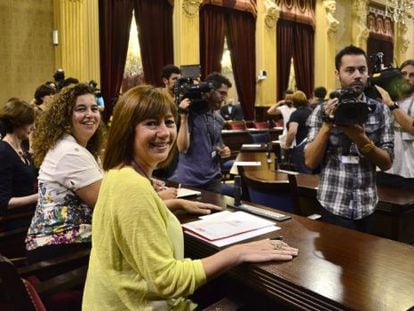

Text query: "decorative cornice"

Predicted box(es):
[323, 0, 339, 36]
[183, 0, 202, 17]
[264, 0, 280, 29]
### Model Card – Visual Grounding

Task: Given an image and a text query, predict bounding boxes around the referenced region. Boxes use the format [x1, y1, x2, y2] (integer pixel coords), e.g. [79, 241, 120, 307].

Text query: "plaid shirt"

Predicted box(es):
[306, 95, 394, 219]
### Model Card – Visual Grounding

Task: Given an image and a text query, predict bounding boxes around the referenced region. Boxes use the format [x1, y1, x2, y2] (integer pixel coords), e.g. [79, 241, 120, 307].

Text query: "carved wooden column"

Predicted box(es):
[173, 0, 202, 66]
[315, 0, 338, 92]
[256, 0, 280, 107]
[395, 21, 410, 65]
[352, 0, 369, 50]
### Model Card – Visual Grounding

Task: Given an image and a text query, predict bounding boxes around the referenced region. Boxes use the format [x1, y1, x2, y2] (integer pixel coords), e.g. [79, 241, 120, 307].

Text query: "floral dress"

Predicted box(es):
[26, 135, 102, 250]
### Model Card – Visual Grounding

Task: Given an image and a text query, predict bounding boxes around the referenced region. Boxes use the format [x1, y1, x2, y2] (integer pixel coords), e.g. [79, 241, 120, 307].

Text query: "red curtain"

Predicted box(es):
[293, 23, 314, 98]
[134, 0, 174, 86]
[200, 5, 226, 79]
[98, 0, 134, 122]
[276, 19, 294, 100]
[226, 11, 256, 120]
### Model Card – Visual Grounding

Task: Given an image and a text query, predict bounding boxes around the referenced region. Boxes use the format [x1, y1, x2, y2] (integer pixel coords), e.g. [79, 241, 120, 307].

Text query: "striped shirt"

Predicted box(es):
[306, 95, 394, 219]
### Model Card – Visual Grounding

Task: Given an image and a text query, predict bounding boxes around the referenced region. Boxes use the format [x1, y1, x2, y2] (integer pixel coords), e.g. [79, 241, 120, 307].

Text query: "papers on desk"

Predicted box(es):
[182, 211, 280, 247]
[177, 188, 201, 198]
[233, 161, 261, 166]
[241, 144, 262, 148]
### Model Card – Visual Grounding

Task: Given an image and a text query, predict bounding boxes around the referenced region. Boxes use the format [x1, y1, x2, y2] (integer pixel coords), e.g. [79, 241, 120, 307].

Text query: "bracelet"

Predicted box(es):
[360, 140, 375, 154]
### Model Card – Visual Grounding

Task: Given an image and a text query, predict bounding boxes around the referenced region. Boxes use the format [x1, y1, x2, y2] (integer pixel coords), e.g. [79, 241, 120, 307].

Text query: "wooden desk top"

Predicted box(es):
[233, 152, 414, 207]
[180, 191, 414, 311]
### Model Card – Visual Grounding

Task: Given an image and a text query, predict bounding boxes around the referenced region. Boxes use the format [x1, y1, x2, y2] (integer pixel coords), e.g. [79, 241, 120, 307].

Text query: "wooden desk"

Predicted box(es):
[180, 191, 414, 311]
[222, 128, 282, 156]
[232, 152, 414, 243]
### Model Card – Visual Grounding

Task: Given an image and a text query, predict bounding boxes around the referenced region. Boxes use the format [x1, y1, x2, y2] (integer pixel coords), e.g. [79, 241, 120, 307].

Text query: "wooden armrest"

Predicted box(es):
[19, 248, 90, 278]
[35, 265, 88, 296]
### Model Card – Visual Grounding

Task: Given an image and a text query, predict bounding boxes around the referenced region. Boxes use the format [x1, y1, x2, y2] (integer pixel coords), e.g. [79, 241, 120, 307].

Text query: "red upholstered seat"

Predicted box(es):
[227, 121, 247, 130]
[253, 121, 270, 129]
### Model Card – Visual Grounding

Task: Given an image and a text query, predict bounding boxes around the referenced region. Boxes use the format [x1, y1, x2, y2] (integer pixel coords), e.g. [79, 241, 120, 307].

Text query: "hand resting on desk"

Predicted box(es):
[202, 239, 298, 280]
[165, 198, 222, 215]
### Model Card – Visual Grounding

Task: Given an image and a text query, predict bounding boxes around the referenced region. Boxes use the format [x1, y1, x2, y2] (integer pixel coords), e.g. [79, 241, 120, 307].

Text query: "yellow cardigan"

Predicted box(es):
[83, 167, 206, 310]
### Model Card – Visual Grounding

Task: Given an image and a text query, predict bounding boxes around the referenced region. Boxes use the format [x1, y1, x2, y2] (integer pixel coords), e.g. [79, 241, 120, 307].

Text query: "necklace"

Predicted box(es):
[2, 137, 27, 164]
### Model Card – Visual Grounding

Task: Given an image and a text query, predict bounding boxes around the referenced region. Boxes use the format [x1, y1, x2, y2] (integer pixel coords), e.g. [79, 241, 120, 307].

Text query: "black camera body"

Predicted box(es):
[365, 52, 412, 101]
[331, 88, 370, 126]
[173, 64, 213, 112]
[174, 77, 213, 109]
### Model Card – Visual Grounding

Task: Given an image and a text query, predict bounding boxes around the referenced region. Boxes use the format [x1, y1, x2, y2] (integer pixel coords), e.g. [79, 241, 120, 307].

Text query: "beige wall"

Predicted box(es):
[1, 0, 413, 109]
[0, 0, 55, 105]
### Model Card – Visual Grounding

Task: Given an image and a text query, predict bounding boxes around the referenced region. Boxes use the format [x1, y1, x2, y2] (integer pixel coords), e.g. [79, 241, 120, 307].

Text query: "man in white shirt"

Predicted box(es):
[377, 59, 414, 188]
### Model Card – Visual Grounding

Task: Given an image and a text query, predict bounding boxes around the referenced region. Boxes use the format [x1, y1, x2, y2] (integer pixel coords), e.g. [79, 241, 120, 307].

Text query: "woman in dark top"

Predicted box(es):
[283, 91, 313, 173]
[0, 99, 38, 220]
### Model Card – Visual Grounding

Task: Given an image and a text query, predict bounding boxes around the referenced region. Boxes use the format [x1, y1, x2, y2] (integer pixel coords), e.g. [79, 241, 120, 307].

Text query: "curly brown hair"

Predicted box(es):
[32, 83, 105, 167]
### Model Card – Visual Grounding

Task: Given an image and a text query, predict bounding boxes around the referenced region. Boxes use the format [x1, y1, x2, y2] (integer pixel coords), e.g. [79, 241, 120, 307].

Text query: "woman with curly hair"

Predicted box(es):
[26, 83, 105, 263]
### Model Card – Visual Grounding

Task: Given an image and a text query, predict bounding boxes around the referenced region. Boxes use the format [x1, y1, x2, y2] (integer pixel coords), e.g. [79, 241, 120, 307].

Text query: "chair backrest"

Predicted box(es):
[226, 121, 247, 130]
[253, 121, 270, 129]
[238, 167, 297, 213]
[0, 255, 45, 311]
[249, 132, 270, 144]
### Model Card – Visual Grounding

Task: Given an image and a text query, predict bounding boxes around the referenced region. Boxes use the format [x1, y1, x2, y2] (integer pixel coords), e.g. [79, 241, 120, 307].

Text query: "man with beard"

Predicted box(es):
[161, 64, 181, 97]
[304, 45, 394, 232]
[171, 72, 231, 193]
[376, 59, 414, 189]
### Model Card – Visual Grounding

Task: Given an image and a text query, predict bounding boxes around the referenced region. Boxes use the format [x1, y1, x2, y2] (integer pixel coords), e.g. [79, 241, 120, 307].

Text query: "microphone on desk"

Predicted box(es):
[265, 121, 273, 165]
[233, 175, 242, 207]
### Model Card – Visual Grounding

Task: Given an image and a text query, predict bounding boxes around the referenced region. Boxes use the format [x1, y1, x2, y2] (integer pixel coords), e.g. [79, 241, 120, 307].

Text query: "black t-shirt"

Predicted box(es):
[287, 106, 313, 145]
[0, 141, 37, 216]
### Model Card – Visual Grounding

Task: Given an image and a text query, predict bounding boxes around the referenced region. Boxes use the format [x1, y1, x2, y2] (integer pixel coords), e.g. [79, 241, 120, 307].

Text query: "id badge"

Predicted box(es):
[211, 150, 217, 158]
[340, 155, 359, 164]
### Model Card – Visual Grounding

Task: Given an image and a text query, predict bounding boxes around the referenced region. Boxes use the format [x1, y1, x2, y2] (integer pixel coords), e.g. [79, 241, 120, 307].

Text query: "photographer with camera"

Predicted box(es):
[376, 59, 414, 189]
[305, 45, 394, 232]
[171, 72, 232, 194]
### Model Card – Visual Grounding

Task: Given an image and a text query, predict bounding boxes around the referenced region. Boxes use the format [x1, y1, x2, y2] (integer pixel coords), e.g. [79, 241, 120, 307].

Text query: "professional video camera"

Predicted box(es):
[329, 88, 370, 126]
[173, 64, 213, 112]
[365, 52, 412, 101]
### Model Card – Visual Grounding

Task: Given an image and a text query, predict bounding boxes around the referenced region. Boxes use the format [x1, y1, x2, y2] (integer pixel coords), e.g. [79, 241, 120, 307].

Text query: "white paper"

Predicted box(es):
[242, 144, 262, 148]
[182, 211, 275, 241]
[198, 210, 233, 220]
[177, 188, 201, 198]
[185, 225, 280, 247]
[233, 161, 261, 166]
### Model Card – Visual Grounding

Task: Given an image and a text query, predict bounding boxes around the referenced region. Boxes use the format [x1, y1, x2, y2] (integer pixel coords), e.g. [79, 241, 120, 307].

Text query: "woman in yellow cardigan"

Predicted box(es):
[82, 85, 298, 310]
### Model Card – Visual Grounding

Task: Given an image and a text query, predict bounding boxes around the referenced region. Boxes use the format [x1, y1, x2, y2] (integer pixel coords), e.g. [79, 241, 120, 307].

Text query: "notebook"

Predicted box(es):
[177, 188, 201, 198]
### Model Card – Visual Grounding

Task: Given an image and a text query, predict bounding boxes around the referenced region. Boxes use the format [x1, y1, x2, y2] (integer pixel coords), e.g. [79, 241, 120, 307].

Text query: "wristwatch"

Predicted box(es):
[389, 102, 400, 111]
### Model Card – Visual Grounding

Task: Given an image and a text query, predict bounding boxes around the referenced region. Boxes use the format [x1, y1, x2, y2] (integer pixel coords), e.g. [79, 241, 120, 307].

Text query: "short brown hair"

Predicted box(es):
[103, 85, 177, 171]
[0, 99, 34, 134]
[291, 91, 308, 108]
